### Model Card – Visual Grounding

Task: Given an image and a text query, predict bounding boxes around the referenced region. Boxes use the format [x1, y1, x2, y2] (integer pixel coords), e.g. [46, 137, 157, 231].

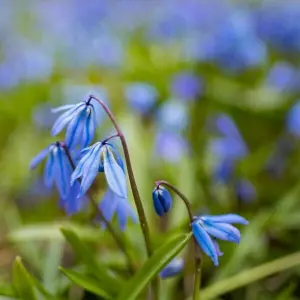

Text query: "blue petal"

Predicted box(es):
[106, 143, 124, 171]
[212, 239, 223, 257]
[43, 151, 55, 188]
[51, 103, 84, 136]
[78, 143, 102, 197]
[65, 106, 86, 148]
[70, 143, 102, 186]
[152, 189, 165, 216]
[192, 221, 219, 266]
[202, 221, 241, 243]
[51, 104, 77, 113]
[81, 105, 96, 149]
[116, 199, 137, 231]
[201, 214, 249, 225]
[30, 146, 50, 169]
[160, 258, 184, 279]
[103, 146, 127, 198]
[99, 189, 118, 222]
[53, 147, 72, 199]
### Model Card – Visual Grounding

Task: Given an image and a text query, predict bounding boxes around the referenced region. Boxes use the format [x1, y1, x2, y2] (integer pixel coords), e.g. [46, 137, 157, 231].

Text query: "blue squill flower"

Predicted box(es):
[30, 142, 86, 214]
[51, 98, 97, 149]
[170, 71, 203, 102]
[125, 82, 158, 115]
[30, 142, 72, 199]
[286, 101, 300, 137]
[160, 258, 184, 279]
[99, 189, 137, 231]
[71, 142, 127, 199]
[152, 186, 172, 216]
[192, 214, 248, 266]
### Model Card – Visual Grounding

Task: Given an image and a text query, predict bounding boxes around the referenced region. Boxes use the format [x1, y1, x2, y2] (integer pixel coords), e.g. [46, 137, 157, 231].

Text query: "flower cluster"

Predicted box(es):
[30, 96, 136, 230]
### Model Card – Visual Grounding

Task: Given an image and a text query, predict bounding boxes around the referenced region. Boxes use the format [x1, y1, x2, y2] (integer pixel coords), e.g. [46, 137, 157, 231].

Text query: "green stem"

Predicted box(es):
[156, 180, 202, 299]
[193, 257, 201, 300]
[63, 144, 136, 274]
[89, 95, 159, 299]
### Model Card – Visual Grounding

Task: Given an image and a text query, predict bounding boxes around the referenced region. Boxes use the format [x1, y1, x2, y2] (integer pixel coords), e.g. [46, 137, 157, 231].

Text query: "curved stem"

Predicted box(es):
[155, 180, 202, 299]
[90, 95, 153, 257]
[63, 145, 136, 274]
[155, 180, 193, 222]
[89, 95, 159, 299]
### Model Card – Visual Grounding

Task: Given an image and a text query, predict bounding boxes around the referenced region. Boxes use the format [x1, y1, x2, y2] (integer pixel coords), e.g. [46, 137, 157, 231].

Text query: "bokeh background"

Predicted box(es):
[1, 0, 300, 299]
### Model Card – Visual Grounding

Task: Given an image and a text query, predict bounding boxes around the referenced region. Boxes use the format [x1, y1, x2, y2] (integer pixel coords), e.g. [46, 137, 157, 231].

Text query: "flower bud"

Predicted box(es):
[152, 186, 172, 216]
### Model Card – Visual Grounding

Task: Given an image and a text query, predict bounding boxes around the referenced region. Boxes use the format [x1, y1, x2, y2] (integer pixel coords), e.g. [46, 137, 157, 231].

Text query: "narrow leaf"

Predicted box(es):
[13, 256, 37, 300]
[59, 267, 112, 299]
[117, 233, 192, 300]
[0, 284, 16, 297]
[60, 227, 121, 295]
[200, 251, 300, 300]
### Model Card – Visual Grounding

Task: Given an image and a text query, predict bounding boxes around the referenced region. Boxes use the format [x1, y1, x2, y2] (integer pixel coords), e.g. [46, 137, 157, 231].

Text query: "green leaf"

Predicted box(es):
[12, 256, 37, 300]
[117, 233, 192, 300]
[0, 284, 17, 297]
[60, 227, 122, 295]
[59, 267, 112, 299]
[12, 256, 55, 300]
[200, 251, 300, 300]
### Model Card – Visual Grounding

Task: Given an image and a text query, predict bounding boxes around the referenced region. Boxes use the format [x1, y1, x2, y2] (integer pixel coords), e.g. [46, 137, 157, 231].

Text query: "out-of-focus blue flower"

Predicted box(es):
[156, 100, 189, 132]
[200, 11, 266, 72]
[99, 189, 137, 231]
[266, 62, 300, 93]
[213, 159, 234, 184]
[125, 82, 158, 115]
[152, 186, 172, 216]
[208, 114, 248, 184]
[30, 142, 85, 214]
[71, 142, 127, 199]
[192, 214, 248, 266]
[286, 101, 300, 137]
[160, 258, 184, 279]
[235, 179, 256, 203]
[155, 131, 188, 163]
[170, 71, 203, 101]
[256, 2, 300, 54]
[51, 98, 97, 149]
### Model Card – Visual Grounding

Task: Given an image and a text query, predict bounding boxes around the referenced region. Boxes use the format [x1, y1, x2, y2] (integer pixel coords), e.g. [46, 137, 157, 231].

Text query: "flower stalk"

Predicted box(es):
[155, 180, 201, 299]
[63, 144, 136, 274]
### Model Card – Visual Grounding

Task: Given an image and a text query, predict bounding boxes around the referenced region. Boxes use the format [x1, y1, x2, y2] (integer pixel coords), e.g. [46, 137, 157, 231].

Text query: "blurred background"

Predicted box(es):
[1, 0, 300, 299]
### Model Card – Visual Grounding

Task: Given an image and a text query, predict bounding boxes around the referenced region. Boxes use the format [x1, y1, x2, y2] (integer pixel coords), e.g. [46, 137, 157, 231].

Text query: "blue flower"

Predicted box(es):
[71, 142, 127, 199]
[30, 142, 71, 199]
[99, 189, 137, 231]
[192, 214, 248, 266]
[30, 142, 86, 214]
[286, 101, 300, 137]
[160, 258, 184, 279]
[152, 186, 172, 216]
[51, 98, 97, 149]
[125, 82, 158, 115]
[170, 71, 203, 102]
